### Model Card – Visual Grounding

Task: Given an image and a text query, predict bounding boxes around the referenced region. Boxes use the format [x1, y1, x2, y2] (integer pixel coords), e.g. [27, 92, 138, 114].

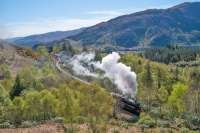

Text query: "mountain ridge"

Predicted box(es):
[68, 2, 200, 48]
[9, 2, 200, 49]
[8, 28, 85, 48]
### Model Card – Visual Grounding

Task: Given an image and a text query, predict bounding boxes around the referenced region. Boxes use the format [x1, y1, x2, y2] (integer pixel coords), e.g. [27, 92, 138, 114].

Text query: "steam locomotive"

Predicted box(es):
[112, 93, 142, 118]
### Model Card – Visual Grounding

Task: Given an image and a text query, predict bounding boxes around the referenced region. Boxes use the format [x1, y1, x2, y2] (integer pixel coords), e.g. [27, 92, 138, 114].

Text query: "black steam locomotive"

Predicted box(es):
[112, 93, 142, 117]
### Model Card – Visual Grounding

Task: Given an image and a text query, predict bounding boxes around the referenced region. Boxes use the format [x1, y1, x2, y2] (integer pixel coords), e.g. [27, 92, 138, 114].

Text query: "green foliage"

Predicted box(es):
[0, 84, 11, 106]
[56, 86, 80, 122]
[120, 122, 129, 129]
[138, 113, 156, 128]
[20, 121, 37, 128]
[53, 117, 65, 123]
[183, 113, 200, 130]
[8, 97, 25, 125]
[143, 46, 200, 64]
[1, 80, 113, 127]
[36, 46, 49, 56]
[52, 45, 61, 53]
[156, 87, 168, 104]
[10, 75, 25, 100]
[1, 49, 200, 131]
[112, 128, 120, 133]
[23, 90, 58, 121]
[0, 121, 14, 128]
[94, 49, 102, 61]
[116, 53, 200, 130]
[0, 64, 11, 79]
[167, 83, 188, 116]
[0, 84, 11, 122]
[78, 83, 113, 122]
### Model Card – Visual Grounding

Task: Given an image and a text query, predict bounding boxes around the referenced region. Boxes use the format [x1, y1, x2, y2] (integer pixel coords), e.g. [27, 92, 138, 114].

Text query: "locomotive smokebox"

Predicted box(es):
[112, 93, 142, 119]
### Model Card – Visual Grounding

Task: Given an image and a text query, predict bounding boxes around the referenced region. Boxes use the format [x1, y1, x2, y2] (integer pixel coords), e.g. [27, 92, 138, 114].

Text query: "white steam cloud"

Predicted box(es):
[69, 52, 97, 77]
[69, 52, 137, 97]
[96, 52, 137, 97]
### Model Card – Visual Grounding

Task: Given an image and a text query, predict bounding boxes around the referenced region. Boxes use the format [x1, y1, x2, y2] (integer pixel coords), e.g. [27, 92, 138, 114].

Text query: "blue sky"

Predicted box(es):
[0, 0, 199, 38]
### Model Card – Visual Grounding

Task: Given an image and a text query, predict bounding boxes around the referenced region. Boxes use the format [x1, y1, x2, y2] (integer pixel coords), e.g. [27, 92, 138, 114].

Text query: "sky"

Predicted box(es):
[0, 0, 199, 38]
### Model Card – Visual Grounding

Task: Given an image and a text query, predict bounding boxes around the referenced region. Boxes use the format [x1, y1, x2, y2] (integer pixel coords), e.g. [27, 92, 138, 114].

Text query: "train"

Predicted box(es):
[112, 93, 142, 118]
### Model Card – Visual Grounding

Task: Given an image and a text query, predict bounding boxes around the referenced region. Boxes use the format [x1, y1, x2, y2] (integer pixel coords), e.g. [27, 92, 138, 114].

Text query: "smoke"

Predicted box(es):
[69, 52, 97, 77]
[69, 52, 137, 97]
[95, 52, 137, 97]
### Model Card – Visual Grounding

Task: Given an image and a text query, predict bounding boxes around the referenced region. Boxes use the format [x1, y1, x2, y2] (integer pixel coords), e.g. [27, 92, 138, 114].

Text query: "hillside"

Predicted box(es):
[69, 2, 200, 48]
[0, 46, 200, 132]
[8, 28, 85, 48]
[0, 40, 36, 76]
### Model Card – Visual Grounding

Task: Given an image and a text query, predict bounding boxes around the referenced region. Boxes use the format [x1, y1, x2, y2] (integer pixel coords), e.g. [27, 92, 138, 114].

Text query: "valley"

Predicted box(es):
[0, 39, 200, 132]
[1, 1, 200, 133]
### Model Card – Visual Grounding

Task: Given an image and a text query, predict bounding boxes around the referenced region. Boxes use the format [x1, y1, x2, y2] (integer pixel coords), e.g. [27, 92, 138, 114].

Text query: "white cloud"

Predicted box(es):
[0, 25, 13, 39]
[2, 5, 174, 39]
[4, 17, 112, 38]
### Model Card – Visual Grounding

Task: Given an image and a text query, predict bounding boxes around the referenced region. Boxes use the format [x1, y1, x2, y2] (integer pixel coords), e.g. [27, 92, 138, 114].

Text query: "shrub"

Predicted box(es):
[138, 113, 156, 128]
[73, 116, 87, 124]
[149, 107, 160, 118]
[157, 120, 170, 128]
[20, 121, 37, 128]
[159, 128, 172, 133]
[184, 114, 200, 130]
[120, 122, 129, 129]
[0, 121, 14, 128]
[53, 117, 65, 124]
[112, 128, 120, 133]
[180, 128, 190, 133]
[64, 127, 77, 133]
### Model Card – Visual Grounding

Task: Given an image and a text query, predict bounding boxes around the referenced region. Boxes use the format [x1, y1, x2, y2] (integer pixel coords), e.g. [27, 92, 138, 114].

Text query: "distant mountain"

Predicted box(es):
[8, 28, 85, 48]
[68, 2, 200, 48]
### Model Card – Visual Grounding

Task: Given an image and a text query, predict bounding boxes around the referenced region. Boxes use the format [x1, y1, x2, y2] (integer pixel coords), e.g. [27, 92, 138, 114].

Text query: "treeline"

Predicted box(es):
[0, 46, 200, 132]
[143, 45, 200, 64]
[121, 53, 200, 131]
[0, 56, 113, 130]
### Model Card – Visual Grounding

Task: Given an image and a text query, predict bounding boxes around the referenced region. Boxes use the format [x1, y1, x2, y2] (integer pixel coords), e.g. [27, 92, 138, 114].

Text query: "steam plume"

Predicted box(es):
[69, 52, 137, 97]
[69, 52, 97, 77]
[96, 52, 137, 97]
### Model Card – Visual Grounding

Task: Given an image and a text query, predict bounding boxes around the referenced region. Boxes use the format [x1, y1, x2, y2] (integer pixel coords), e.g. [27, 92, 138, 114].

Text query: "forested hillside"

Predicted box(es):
[0, 43, 200, 132]
[69, 2, 200, 48]
[9, 2, 200, 50]
[143, 45, 200, 65]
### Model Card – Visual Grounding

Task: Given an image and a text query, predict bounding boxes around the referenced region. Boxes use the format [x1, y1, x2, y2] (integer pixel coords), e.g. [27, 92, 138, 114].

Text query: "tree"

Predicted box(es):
[22, 90, 58, 121]
[156, 67, 162, 89]
[62, 43, 75, 56]
[155, 86, 169, 117]
[167, 83, 188, 117]
[39, 90, 58, 120]
[82, 46, 88, 52]
[56, 86, 80, 122]
[36, 46, 49, 56]
[186, 69, 200, 115]
[52, 44, 61, 53]
[174, 67, 179, 82]
[79, 83, 113, 122]
[142, 63, 154, 111]
[3, 97, 25, 125]
[23, 91, 42, 121]
[94, 49, 102, 61]
[144, 63, 153, 88]
[10, 75, 25, 100]
[0, 84, 11, 122]
[0, 64, 11, 80]
[0, 84, 11, 106]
